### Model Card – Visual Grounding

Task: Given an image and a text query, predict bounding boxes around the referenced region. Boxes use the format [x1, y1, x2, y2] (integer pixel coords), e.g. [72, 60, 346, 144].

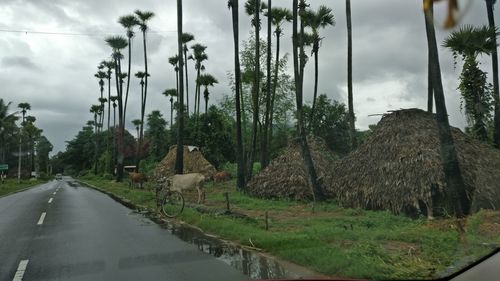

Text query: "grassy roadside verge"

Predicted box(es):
[0, 178, 47, 197]
[80, 175, 500, 280]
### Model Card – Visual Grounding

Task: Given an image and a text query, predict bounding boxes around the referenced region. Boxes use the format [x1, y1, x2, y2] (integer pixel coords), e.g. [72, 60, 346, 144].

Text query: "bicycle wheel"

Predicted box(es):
[161, 190, 184, 218]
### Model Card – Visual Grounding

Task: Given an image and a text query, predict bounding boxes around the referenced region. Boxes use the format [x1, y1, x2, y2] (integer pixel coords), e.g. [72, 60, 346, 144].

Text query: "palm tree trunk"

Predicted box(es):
[113, 105, 116, 174]
[123, 37, 132, 125]
[205, 93, 209, 114]
[94, 114, 98, 175]
[486, 0, 500, 148]
[294, 0, 325, 202]
[424, 5, 469, 216]
[175, 0, 185, 174]
[309, 45, 319, 131]
[170, 100, 174, 129]
[248, 0, 261, 179]
[261, 0, 272, 169]
[136, 82, 145, 170]
[269, 31, 281, 152]
[107, 76, 111, 132]
[141, 30, 149, 145]
[346, 0, 357, 149]
[424, 1, 434, 113]
[116, 57, 125, 182]
[231, 0, 246, 190]
[184, 46, 190, 117]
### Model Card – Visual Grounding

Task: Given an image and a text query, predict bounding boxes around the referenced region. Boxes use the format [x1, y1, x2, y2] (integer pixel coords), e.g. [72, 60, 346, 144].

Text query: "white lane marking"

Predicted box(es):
[12, 259, 29, 281]
[37, 212, 46, 225]
[48, 198, 53, 204]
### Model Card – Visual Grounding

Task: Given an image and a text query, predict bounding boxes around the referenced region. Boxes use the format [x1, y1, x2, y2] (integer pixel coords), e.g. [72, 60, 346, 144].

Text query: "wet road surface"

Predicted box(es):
[0, 177, 247, 281]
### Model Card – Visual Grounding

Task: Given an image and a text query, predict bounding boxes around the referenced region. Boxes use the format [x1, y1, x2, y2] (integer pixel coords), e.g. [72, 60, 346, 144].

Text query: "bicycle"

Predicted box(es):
[155, 177, 185, 218]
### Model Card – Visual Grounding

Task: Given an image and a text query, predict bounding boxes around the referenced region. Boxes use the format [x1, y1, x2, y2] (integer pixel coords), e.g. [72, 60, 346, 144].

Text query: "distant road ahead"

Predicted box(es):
[0, 178, 247, 281]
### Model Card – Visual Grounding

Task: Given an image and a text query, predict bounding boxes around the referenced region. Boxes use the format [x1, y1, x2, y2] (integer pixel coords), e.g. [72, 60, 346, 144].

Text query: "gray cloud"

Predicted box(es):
[0, 0, 497, 155]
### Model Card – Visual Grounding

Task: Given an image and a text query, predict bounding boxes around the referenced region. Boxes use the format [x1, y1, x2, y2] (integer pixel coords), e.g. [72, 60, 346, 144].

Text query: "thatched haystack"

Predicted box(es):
[153, 145, 217, 180]
[324, 108, 500, 215]
[247, 137, 337, 200]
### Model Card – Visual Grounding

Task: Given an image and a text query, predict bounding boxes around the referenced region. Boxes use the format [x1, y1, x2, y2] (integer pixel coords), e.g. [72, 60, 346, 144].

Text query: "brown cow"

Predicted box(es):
[213, 171, 230, 183]
[129, 172, 147, 188]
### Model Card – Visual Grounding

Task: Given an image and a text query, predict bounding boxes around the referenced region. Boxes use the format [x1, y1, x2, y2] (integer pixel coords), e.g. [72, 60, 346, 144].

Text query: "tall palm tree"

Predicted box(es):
[17, 102, 30, 182]
[424, 4, 468, 217]
[105, 35, 128, 181]
[302, 5, 335, 132]
[169, 55, 180, 100]
[485, 0, 500, 148]
[135, 10, 155, 146]
[228, 0, 246, 189]
[182, 33, 195, 115]
[293, 0, 325, 201]
[101, 60, 114, 132]
[345, 0, 357, 149]
[118, 15, 139, 125]
[175, 0, 185, 174]
[95, 67, 107, 129]
[190, 43, 208, 116]
[162, 89, 178, 129]
[267, 7, 292, 153]
[23, 116, 39, 175]
[197, 74, 219, 113]
[245, 0, 265, 178]
[98, 97, 107, 133]
[90, 104, 101, 175]
[424, 1, 434, 113]
[443, 25, 497, 141]
[134, 70, 150, 172]
[109, 95, 118, 172]
[260, 0, 273, 169]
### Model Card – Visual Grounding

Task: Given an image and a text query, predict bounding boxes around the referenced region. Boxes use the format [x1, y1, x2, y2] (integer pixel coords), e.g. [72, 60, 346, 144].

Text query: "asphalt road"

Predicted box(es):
[0, 177, 248, 281]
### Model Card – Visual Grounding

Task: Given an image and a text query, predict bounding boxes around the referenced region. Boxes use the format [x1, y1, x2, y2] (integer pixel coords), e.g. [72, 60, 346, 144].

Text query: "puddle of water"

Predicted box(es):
[158, 219, 319, 280]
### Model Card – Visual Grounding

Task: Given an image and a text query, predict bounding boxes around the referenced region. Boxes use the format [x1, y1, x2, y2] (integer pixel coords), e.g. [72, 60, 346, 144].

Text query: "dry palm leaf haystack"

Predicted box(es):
[324, 108, 500, 215]
[247, 136, 337, 200]
[153, 145, 217, 180]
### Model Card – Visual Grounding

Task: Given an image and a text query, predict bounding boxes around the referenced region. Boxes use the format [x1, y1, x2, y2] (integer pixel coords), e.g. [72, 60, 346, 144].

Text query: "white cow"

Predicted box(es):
[167, 173, 206, 204]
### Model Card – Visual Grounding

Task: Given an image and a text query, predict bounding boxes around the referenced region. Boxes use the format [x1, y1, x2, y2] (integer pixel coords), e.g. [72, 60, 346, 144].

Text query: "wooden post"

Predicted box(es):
[265, 211, 269, 231]
[224, 192, 230, 211]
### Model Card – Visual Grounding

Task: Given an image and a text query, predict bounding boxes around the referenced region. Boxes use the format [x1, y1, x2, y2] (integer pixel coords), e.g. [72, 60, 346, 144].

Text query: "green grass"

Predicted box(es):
[80, 176, 500, 280]
[0, 178, 47, 197]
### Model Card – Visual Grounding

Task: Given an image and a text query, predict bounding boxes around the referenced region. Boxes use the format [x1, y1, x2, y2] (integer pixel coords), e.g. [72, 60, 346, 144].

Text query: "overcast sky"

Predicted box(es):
[0, 0, 498, 154]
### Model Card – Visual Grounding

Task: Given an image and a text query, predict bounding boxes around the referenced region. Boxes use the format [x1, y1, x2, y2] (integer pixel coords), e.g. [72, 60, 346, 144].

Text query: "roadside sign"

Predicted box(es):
[0, 164, 8, 171]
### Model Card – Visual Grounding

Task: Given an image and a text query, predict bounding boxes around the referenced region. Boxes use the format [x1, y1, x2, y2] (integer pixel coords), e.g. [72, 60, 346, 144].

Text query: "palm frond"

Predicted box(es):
[162, 89, 177, 97]
[105, 36, 128, 51]
[443, 25, 497, 58]
[181, 32, 195, 44]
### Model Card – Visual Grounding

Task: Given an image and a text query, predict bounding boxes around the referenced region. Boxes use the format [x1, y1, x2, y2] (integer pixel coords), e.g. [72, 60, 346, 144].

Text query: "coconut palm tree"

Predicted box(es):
[175, 0, 185, 174]
[162, 89, 178, 129]
[228, 0, 246, 189]
[485, 0, 500, 148]
[443, 25, 497, 141]
[98, 97, 107, 134]
[190, 43, 208, 116]
[266, 7, 292, 154]
[423, 4, 468, 216]
[95, 69, 107, 129]
[100, 60, 114, 132]
[302, 5, 335, 133]
[17, 102, 30, 182]
[345, 0, 356, 149]
[197, 74, 219, 113]
[105, 35, 128, 181]
[118, 14, 139, 125]
[135, 10, 155, 146]
[293, 0, 325, 201]
[182, 33, 195, 115]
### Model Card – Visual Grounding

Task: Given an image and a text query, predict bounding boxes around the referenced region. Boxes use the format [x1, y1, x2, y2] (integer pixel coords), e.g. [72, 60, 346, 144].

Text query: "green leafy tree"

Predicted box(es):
[443, 25, 497, 141]
[36, 135, 53, 175]
[0, 99, 18, 164]
[145, 110, 168, 162]
[303, 95, 351, 156]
